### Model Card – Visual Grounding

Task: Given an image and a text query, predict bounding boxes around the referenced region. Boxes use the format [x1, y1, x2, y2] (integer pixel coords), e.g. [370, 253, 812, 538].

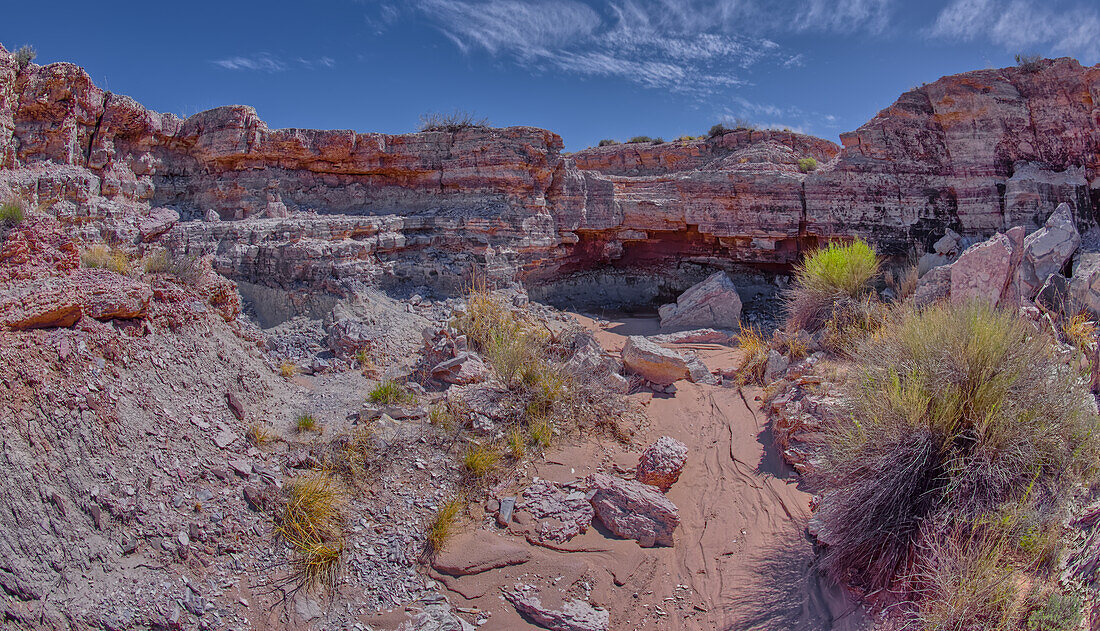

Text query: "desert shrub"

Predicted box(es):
[708, 123, 730, 137]
[797, 157, 817, 173]
[418, 110, 488, 133]
[427, 497, 462, 552]
[428, 401, 457, 431]
[277, 472, 345, 590]
[1027, 592, 1084, 631]
[812, 301, 1100, 593]
[735, 324, 770, 385]
[1015, 53, 1043, 73]
[910, 528, 1029, 630]
[13, 45, 35, 71]
[597, 139, 620, 147]
[462, 443, 501, 479]
[142, 249, 200, 282]
[81, 245, 131, 275]
[368, 380, 417, 405]
[0, 199, 25, 225]
[627, 136, 652, 144]
[785, 239, 880, 333]
[651, 137, 665, 144]
[296, 413, 319, 433]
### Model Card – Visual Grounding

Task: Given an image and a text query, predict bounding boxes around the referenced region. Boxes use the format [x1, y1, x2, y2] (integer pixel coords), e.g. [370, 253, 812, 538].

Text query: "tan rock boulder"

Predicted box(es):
[621, 336, 690, 385]
[431, 530, 531, 576]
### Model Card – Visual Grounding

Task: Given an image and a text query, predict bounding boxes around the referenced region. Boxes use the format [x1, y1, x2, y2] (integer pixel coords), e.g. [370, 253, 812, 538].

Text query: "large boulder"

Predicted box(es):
[1018, 203, 1080, 298]
[658, 272, 742, 330]
[636, 436, 688, 492]
[620, 336, 690, 385]
[950, 226, 1024, 306]
[587, 473, 679, 547]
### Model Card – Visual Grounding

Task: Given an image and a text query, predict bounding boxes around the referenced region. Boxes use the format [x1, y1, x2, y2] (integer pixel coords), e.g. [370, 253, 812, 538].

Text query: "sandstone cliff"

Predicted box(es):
[1, 46, 1097, 305]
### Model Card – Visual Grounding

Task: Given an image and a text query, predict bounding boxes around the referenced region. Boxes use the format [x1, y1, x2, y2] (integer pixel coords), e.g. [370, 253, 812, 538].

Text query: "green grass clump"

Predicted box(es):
[797, 157, 817, 172]
[785, 239, 880, 333]
[276, 472, 345, 590]
[296, 413, 319, 433]
[368, 380, 417, 405]
[0, 200, 25, 225]
[812, 301, 1100, 594]
[427, 498, 462, 553]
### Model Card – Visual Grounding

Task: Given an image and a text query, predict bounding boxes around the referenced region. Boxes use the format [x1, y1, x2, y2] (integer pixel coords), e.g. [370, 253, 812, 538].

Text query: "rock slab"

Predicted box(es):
[658, 272, 743, 330]
[587, 473, 679, 547]
[620, 336, 690, 386]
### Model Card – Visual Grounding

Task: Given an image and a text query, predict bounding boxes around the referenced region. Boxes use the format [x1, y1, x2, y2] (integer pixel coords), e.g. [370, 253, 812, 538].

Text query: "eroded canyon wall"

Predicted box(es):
[1, 45, 1098, 299]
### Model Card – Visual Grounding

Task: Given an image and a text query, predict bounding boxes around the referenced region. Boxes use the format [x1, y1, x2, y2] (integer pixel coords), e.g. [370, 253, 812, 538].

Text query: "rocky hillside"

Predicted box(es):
[2, 47, 1097, 308]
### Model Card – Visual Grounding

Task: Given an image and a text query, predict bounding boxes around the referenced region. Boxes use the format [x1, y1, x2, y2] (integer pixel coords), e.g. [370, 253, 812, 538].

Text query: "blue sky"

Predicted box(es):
[4, 1, 1098, 151]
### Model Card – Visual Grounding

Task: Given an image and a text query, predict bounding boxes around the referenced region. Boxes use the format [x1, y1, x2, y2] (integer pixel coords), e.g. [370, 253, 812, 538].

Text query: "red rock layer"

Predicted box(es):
[1, 45, 1098, 291]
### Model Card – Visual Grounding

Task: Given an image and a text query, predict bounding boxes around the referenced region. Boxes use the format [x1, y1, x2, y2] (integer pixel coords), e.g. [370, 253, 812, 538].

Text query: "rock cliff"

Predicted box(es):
[1, 46, 1098, 310]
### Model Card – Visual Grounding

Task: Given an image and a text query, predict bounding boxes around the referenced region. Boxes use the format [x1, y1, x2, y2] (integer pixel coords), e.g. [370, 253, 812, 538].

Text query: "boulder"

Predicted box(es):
[1019, 203, 1080, 298]
[587, 473, 679, 547]
[636, 436, 688, 491]
[1071, 253, 1100, 316]
[684, 354, 717, 385]
[504, 585, 609, 631]
[658, 272, 742, 330]
[949, 227, 1024, 306]
[138, 207, 180, 242]
[431, 352, 489, 385]
[620, 336, 690, 385]
[933, 228, 962, 256]
[912, 263, 952, 307]
[431, 530, 531, 576]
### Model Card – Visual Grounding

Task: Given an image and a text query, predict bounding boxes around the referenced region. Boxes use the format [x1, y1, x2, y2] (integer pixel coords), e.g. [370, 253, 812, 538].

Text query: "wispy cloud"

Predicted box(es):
[410, 0, 882, 95]
[212, 53, 337, 72]
[928, 0, 1100, 62]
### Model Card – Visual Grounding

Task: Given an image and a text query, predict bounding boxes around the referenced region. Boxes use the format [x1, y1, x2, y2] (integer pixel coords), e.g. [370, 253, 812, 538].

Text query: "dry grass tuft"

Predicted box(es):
[1062, 312, 1098, 350]
[81, 245, 131, 275]
[462, 443, 501, 479]
[279, 360, 298, 379]
[427, 498, 463, 553]
[277, 472, 345, 590]
[247, 423, 275, 447]
[142, 249, 200, 282]
[735, 324, 770, 385]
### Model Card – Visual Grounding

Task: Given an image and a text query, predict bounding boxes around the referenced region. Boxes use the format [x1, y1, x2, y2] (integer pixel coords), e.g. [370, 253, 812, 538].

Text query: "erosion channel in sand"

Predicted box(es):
[428, 314, 871, 630]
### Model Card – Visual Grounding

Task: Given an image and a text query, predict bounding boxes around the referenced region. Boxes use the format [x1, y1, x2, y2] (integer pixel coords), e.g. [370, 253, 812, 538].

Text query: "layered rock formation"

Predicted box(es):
[1, 46, 1098, 316]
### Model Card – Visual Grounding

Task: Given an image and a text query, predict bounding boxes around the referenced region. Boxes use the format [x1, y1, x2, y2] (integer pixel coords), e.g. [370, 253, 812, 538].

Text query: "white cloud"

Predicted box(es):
[212, 53, 286, 72]
[213, 53, 336, 72]
[928, 0, 1100, 62]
